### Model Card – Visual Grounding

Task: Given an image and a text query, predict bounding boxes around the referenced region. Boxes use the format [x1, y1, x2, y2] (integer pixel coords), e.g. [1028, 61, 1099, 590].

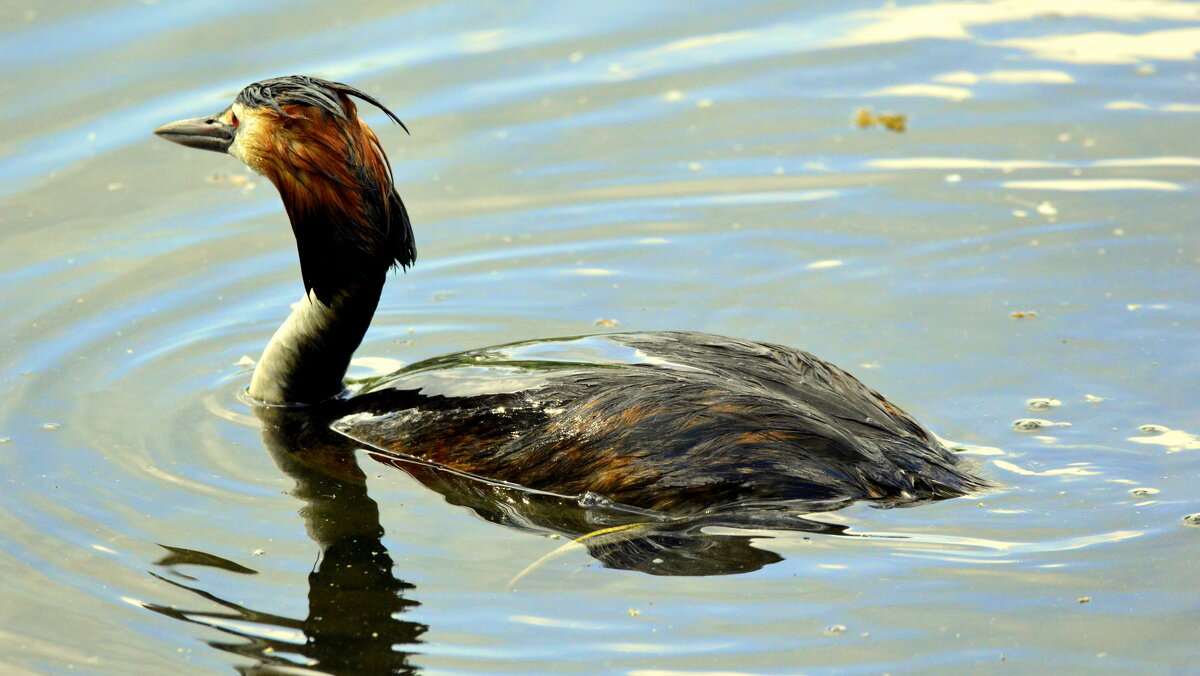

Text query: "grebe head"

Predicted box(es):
[154, 75, 415, 302]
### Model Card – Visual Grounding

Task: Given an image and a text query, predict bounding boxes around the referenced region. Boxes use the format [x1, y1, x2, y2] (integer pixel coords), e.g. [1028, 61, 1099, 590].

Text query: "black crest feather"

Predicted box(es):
[236, 75, 410, 134]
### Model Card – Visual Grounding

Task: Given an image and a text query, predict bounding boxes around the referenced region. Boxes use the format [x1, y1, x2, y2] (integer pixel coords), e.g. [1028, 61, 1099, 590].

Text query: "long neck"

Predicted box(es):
[249, 278, 384, 404]
[244, 109, 415, 404]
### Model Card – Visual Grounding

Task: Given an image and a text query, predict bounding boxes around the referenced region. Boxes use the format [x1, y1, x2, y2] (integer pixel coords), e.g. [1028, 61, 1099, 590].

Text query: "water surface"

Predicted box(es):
[2, 1, 1198, 673]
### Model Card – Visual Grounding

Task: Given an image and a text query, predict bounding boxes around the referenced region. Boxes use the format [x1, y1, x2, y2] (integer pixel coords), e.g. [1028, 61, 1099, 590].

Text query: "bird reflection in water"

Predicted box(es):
[143, 407, 426, 675]
[142, 403, 861, 674]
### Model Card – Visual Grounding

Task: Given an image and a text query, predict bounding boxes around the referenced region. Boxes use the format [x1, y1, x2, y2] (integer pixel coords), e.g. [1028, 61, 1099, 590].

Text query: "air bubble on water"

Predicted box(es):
[1026, 397, 1061, 410]
[1013, 419, 1070, 433]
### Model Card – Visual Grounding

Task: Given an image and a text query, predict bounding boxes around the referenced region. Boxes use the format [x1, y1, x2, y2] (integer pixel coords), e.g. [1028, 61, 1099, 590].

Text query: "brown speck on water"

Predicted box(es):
[594, 318, 620, 328]
[1010, 310, 1038, 318]
[855, 107, 907, 132]
[878, 113, 907, 132]
[1078, 596, 1091, 604]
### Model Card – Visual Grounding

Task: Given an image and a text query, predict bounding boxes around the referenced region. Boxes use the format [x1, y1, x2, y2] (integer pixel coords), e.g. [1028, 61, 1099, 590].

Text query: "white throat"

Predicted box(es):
[248, 284, 382, 405]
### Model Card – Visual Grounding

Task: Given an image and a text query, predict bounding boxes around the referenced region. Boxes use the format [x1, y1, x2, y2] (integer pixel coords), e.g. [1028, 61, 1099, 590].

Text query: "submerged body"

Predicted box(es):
[154, 75, 984, 514]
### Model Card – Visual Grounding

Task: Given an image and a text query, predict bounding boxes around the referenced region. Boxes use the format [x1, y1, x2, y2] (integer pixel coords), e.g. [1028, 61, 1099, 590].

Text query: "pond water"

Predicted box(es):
[2, 1, 1198, 673]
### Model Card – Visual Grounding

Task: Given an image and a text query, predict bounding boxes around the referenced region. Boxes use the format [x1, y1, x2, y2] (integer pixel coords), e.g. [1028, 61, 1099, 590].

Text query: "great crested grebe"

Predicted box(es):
[154, 75, 984, 513]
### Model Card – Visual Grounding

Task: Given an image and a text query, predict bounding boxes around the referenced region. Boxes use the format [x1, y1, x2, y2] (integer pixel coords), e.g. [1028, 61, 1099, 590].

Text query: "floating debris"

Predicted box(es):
[594, 318, 620, 328]
[824, 624, 847, 636]
[1078, 596, 1091, 604]
[1128, 487, 1159, 497]
[855, 107, 907, 132]
[878, 114, 907, 132]
[235, 355, 256, 368]
[1010, 310, 1038, 318]
[627, 608, 641, 617]
[1182, 514, 1200, 527]
[1027, 397, 1061, 410]
[1083, 394, 1105, 403]
[1013, 418, 1070, 432]
[41, 422, 62, 431]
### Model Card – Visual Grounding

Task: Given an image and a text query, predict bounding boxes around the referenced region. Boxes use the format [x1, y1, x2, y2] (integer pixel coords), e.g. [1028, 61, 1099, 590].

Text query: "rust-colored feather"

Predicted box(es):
[243, 97, 414, 302]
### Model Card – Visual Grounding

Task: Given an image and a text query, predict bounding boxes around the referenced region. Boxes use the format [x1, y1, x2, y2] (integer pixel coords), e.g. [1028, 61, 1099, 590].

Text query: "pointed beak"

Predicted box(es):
[153, 114, 235, 154]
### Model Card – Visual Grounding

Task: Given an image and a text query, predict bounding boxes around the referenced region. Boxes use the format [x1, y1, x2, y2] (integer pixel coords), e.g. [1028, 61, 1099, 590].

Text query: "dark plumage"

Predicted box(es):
[155, 76, 986, 515]
[338, 332, 984, 513]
